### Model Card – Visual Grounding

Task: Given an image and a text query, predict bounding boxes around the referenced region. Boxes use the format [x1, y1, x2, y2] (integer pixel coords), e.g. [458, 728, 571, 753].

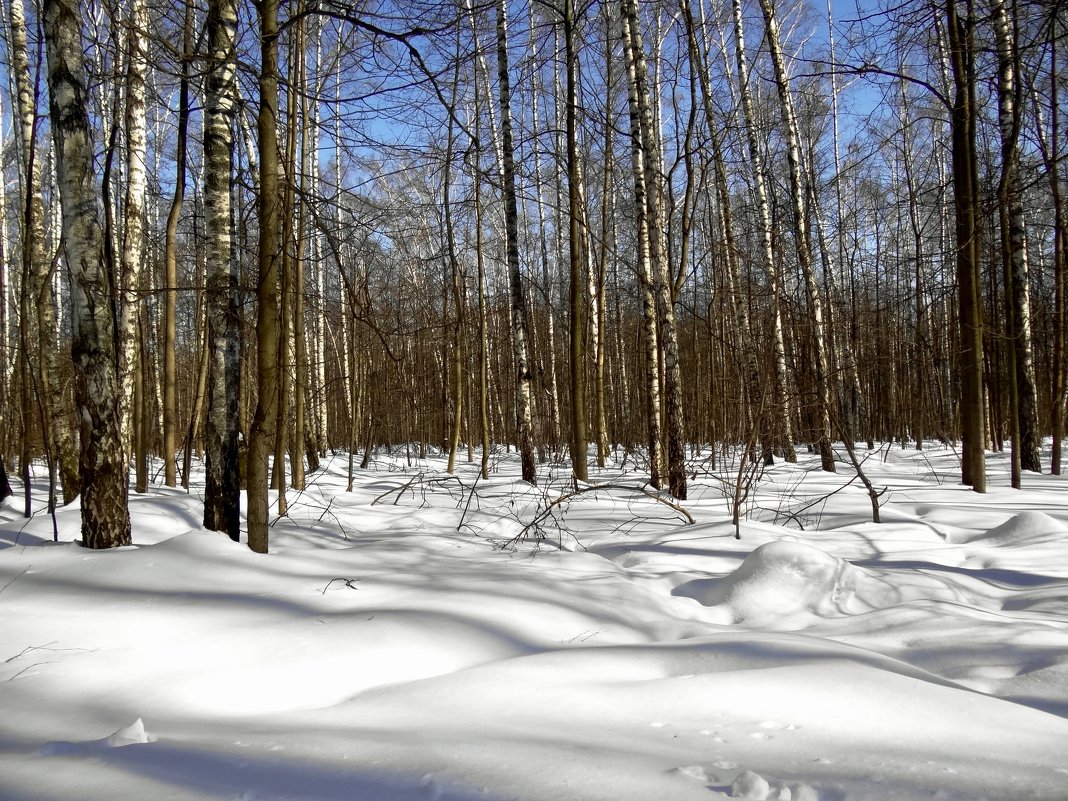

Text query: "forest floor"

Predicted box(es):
[0, 443, 1066, 801]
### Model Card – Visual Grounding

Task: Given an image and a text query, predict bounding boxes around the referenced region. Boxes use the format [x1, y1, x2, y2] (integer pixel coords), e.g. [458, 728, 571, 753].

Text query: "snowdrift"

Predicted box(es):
[1, 445, 1067, 801]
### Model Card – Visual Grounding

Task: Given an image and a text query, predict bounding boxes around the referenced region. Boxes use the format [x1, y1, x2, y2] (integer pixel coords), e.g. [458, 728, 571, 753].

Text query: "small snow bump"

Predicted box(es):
[105, 717, 154, 748]
[731, 769, 770, 799]
[787, 783, 819, 801]
[671, 764, 713, 782]
[419, 774, 443, 801]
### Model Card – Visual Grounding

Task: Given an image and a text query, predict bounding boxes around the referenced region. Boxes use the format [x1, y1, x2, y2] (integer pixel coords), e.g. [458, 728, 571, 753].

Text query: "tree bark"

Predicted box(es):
[496, 0, 537, 484]
[621, 0, 687, 499]
[247, 0, 282, 552]
[1031, 19, 1065, 474]
[162, 0, 192, 488]
[619, 0, 664, 490]
[44, 0, 131, 547]
[729, 0, 795, 463]
[946, 0, 986, 492]
[203, 0, 242, 539]
[119, 0, 148, 466]
[756, 0, 835, 473]
[992, 0, 1040, 477]
[562, 0, 588, 482]
[8, 0, 79, 504]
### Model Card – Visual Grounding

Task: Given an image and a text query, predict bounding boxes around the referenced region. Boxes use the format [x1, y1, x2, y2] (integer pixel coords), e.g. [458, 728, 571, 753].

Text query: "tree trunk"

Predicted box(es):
[563, 0, 588, 482]
[495, 0, 537, 484]
[247, 0, 282, 552]
[619, 0, 664, 490]
[1031, 19, 1065, 474]
[119, 0, 149, 464]
[992, 0, 1040, 477]
[729, 0, 795, 463]
[757, 0, 835, 473]
[8, 0, 79, 504]
[203, 0, 242, 539]
[621, 0, 686, 499]
[44, 0, 131, 547]
[946, 0, 986, 492]
[162, 0, 192, 488]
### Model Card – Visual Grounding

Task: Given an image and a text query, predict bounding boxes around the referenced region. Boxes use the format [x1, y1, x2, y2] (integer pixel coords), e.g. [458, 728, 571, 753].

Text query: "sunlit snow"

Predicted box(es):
[1, 444, 1066, 800]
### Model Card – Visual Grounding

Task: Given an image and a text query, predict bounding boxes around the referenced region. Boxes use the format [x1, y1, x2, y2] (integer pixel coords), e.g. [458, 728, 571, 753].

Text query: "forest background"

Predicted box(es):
[0, 0, 1064, 548]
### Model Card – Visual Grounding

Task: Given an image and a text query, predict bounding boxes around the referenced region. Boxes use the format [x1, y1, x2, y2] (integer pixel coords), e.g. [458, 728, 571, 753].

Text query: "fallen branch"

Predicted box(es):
[505, 481, 694, 548]
[321, 577, 360, 594]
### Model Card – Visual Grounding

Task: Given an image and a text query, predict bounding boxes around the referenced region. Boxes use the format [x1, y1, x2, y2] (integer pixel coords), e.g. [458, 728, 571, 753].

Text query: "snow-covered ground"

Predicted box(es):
[1, 444, 1066, 801]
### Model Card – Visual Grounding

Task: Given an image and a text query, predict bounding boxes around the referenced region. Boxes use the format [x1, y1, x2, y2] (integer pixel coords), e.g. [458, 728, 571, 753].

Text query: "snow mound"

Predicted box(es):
[673, 541, 861, 628]
[948, 511, 1068, 545]
[731, 769, 770, 799]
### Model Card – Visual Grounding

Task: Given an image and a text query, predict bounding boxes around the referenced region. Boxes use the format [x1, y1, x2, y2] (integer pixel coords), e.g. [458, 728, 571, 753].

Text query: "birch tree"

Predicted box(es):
[7, 0, 79, 504]
[496, 0, 537, 484]
[756, 0, 835, 473]
[119, 0, 148, 466]
[203, 0, 242, 540]
[729, 0, 796, 463]
[992, 0, 1040, 479]
[43, 0, 131, 547]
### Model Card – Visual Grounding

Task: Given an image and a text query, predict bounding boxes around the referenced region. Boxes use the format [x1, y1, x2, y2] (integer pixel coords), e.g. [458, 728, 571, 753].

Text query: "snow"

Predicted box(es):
[1, 444, 1067, 800]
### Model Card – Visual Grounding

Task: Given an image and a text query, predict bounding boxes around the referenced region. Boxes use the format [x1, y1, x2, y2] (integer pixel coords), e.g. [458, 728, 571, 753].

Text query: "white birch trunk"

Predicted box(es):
[756, 0, 835, 473]
[992, 0, 1040, 475]
[729, 0, 796, 462]
[619, 0, 664, 489]
[119, 0, 148, 461]
[496, 0, 537, 482]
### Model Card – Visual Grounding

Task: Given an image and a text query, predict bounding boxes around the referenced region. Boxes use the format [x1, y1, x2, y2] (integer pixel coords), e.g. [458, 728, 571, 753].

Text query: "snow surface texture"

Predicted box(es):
[1, 445, 1067, 800]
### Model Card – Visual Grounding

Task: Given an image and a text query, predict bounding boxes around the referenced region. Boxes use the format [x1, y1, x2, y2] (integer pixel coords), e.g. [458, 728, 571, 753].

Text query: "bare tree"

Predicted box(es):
[43, 0, 131, 547]
[946, 0, 986, 492]
[203, 0, 242, 539]
[247, 0, 282, 552]
[496, 0, 537, 484]
[756, 0, 835, 473]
